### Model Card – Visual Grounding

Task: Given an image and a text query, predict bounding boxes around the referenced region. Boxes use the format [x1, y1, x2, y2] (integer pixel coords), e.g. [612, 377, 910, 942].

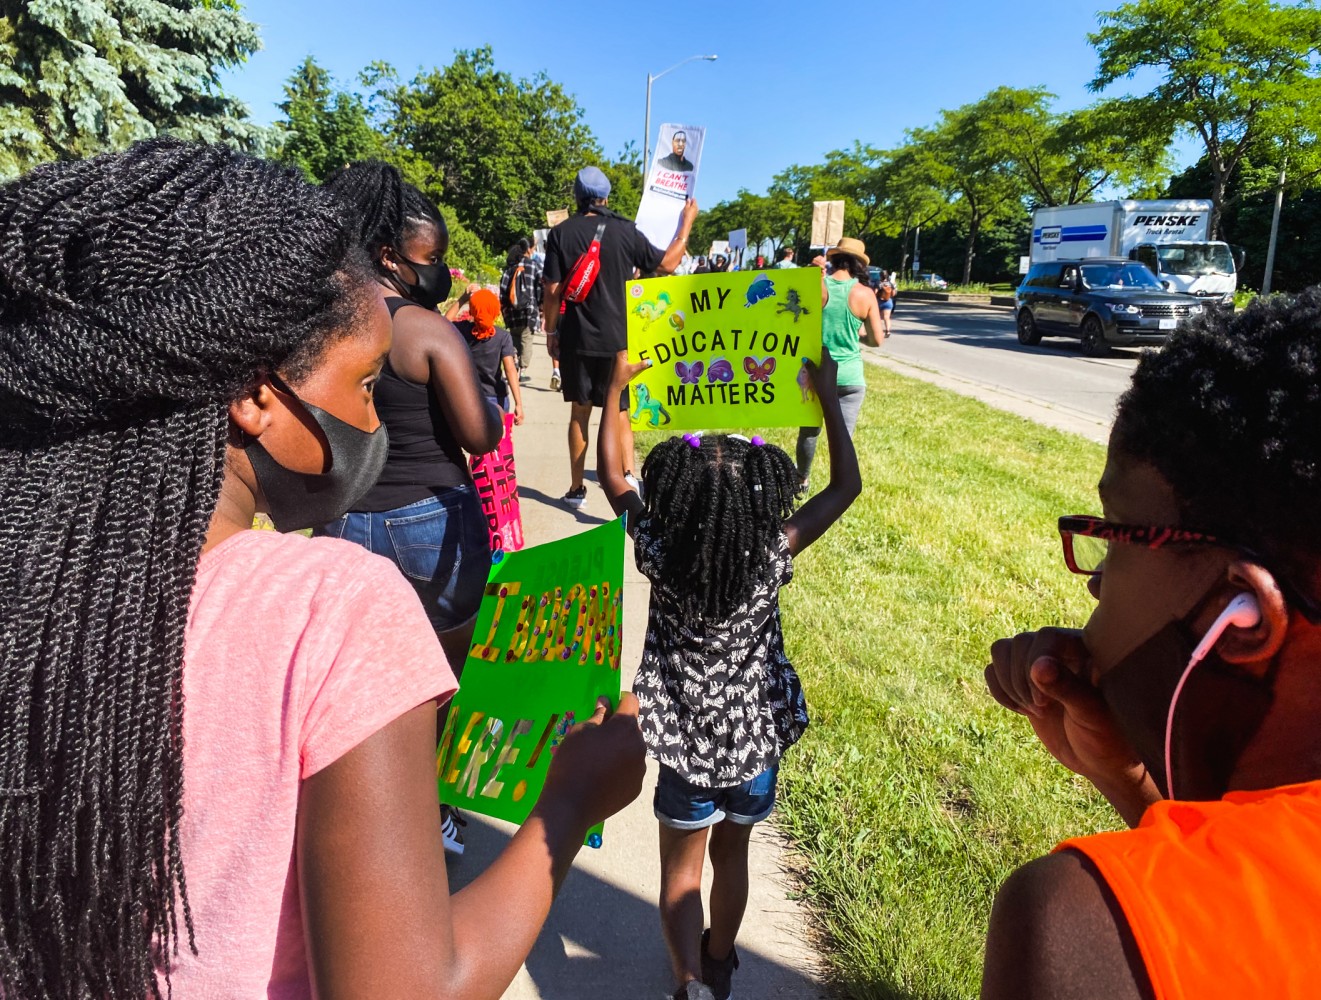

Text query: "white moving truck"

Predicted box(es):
[1030, 200, 1242, 304]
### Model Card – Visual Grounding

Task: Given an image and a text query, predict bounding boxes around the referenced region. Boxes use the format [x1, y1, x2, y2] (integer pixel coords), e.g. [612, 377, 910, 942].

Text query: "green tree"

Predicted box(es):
[872, 146, 951, 277]
[910, 90, 1031, 284]
[1091, 0, 1321, 237]
[980, 85, 1171, 206]
[690, 189, 794, 261]
[275, 57, 382, 182]
[0, 0, 265, 178]
[379, 47, 601, 249]
[596, 142, 644, 221]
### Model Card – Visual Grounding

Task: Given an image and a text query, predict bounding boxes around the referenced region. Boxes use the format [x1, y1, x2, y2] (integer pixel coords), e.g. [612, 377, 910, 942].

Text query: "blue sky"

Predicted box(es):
[220, 1, 1188, 206]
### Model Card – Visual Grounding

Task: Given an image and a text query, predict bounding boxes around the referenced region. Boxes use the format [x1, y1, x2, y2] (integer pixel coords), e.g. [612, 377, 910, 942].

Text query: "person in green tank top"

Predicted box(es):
[797, 237, 888, 482]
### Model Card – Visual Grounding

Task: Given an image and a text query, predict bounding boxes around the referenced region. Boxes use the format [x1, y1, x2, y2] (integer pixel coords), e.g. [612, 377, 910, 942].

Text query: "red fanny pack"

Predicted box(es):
[563, 222, 607, 303]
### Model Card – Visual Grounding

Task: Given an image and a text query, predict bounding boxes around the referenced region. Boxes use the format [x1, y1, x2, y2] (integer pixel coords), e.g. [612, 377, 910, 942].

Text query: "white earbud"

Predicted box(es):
[1165, 592, 1261, 799]
[1189, 592, 1261, 665]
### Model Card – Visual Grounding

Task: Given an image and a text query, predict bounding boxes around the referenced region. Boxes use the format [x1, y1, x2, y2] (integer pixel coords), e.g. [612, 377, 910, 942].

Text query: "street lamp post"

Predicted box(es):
[644, 54, 717, 168]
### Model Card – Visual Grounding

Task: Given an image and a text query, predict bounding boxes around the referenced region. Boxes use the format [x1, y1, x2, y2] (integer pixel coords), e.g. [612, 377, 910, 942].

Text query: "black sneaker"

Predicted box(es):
[561, 485, 587, 509]
[701, 930, 739, 1000]
[671, 981, 715, 1000]
[440, 805, 466, 855]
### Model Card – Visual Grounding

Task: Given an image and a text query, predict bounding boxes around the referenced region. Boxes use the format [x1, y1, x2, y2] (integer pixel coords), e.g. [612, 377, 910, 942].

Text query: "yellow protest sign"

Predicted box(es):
[625, 268, 824, 432]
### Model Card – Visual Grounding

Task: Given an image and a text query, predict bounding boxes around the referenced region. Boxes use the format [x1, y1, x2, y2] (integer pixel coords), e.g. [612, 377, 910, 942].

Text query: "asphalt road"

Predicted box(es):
[868, 301, 1146, 443]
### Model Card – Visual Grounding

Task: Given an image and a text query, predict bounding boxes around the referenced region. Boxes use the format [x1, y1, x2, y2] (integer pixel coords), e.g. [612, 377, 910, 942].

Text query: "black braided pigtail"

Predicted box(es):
[0, 139, 374, 999]
[641, 435, 804, 621]
[324, 161, 446, 265]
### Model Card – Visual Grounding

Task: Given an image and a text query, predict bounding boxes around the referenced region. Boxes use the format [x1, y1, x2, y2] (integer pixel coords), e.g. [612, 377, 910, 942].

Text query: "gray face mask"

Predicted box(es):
[245, 375, 389, 532]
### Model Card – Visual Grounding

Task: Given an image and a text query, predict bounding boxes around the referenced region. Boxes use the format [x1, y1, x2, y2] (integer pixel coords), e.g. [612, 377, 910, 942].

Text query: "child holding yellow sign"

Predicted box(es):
[597, 351, 861, 1000]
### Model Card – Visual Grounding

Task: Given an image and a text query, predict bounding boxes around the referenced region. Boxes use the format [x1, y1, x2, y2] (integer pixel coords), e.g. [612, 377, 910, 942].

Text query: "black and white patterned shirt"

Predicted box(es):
[632, 516, 809, 788]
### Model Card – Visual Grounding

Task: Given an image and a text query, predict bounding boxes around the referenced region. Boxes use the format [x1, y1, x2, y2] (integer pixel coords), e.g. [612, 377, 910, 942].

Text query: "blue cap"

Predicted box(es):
[574, 166, 612, 202]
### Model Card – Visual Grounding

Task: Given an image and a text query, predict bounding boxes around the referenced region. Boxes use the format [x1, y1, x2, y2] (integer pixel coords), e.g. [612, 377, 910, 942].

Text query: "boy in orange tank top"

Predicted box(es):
[983, 291, 1321, 1000]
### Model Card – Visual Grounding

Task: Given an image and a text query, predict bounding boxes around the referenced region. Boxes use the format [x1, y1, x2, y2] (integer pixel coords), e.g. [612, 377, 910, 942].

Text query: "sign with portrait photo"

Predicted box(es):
[636, 123, 705, 251]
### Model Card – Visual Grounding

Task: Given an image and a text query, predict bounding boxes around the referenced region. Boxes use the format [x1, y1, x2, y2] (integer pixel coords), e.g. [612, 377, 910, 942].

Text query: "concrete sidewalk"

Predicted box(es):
[448, 333, 829, 1000]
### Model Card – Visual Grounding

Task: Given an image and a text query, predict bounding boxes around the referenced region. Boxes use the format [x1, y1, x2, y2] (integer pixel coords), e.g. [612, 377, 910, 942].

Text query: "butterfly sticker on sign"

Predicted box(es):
[626, 268, 824, 432]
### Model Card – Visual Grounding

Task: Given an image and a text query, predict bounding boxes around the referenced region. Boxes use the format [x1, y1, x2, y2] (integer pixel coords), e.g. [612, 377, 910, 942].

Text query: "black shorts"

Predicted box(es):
[561, 348, 628, 410]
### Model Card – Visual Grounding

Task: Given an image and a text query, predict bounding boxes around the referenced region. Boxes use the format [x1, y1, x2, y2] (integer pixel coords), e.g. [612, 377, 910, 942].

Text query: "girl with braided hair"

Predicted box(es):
[0, 140, 645, 1000]
[596, 352, 862, 1000]
[316, 164, 501, 684]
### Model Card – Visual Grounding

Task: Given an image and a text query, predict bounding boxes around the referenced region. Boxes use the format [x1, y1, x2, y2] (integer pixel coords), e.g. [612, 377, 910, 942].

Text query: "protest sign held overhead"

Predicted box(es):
[437, 517, 625, 847]
[636, 123, 705, 251]
[626, 268, 824, 432]
[811, 200, 845, 249]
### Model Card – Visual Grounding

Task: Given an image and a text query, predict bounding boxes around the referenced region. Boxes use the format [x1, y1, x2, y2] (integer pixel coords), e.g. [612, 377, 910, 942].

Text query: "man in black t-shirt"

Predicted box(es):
[543, 165, 698, 508]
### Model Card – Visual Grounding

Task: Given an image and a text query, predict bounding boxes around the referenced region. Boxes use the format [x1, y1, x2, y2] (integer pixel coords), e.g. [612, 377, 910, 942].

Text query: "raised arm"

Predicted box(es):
[445, 283, 480, 322]
[784, 351, 862, 556]
[656, 200, 700, 275]
[299, 694, 647, 1000]
[597, 352, 648, 527]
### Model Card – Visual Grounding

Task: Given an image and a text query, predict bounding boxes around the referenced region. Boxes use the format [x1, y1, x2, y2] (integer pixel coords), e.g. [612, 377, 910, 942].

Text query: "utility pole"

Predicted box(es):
[1262, 161, 1287, 296]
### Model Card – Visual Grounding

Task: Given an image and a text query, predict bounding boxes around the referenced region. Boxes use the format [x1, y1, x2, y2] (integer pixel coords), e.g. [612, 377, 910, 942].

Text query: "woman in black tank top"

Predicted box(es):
[315, 163, 503, 681]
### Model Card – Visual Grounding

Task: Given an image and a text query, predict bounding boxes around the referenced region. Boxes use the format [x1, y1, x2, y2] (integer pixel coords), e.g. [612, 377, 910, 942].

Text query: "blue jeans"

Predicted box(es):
[315, 487, 491, 635]
[653, 764, 779, 831]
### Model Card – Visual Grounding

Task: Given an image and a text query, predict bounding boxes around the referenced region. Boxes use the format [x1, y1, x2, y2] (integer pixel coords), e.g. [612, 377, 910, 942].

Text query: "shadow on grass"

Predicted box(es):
[447, 814, 830, 999]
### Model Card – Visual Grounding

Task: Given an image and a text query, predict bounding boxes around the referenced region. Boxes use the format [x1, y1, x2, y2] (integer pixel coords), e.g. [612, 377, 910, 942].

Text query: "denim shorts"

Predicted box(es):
[315, 486, 491, 633]
[654, 763, 779, 831]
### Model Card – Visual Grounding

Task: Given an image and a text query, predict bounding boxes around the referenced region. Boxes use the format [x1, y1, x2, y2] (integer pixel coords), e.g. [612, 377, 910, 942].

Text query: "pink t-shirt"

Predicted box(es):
[161, 530, 457, 998]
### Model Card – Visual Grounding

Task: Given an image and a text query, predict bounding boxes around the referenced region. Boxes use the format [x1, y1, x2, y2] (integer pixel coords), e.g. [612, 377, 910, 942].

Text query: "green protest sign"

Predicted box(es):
[626, 268, 824, 432]
[437, 517, 625, 847]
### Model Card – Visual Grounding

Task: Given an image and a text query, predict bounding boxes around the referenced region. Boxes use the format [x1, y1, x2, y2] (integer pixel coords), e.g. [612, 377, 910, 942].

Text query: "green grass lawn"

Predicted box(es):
[641, 366, 1118, 999]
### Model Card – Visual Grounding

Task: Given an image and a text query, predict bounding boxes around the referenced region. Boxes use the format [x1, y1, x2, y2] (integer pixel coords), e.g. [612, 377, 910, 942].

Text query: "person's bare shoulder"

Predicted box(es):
[981, 850, 1154, 1000]
[389, 306, 465, 382]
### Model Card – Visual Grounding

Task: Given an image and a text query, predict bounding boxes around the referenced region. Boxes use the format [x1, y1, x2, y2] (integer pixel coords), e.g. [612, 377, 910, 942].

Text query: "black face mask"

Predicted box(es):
[392, 250, 451, 310]
[1097, 587, 1275, 801]
[245, 378, 389, 532]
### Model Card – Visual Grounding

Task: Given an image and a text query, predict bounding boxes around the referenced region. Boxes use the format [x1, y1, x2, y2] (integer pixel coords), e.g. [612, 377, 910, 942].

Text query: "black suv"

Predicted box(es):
[1015, 258, 1207, 357]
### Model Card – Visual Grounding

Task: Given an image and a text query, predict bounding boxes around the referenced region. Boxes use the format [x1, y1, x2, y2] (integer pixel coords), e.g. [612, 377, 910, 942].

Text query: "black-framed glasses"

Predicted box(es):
[1058, 514, 1321, 624]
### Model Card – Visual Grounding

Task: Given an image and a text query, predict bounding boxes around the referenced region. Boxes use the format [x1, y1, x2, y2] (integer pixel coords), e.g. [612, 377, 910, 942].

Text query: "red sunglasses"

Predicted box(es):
[1057, 515, 1223, 576]
[1058, 514, 1321, 624]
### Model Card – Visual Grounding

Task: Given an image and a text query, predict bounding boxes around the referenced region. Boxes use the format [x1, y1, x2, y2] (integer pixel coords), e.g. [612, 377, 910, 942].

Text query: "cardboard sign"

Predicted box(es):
[437, 517, 626, 846]
[637, 123, 705, 251]
[727, 228, 748, 251]
[810, 200, 845, 248]
[546, 208, 570, 228]
[468, 412, 524, 555]
[625, 268, 824, 432]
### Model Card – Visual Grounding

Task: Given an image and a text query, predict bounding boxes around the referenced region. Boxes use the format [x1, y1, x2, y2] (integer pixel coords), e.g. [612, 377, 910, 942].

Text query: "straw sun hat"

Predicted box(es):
[826, 237, 870, 266]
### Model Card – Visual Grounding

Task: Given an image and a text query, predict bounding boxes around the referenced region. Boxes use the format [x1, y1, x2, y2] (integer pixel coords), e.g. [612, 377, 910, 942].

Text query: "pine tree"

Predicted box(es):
[0, 0, 265, 179]
[276, 56, 382, 183]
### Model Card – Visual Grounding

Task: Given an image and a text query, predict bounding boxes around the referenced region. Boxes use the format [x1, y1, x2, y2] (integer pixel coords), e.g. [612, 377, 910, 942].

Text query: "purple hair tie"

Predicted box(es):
[683, 433, 701, 449]
[750, 436, 766, 447]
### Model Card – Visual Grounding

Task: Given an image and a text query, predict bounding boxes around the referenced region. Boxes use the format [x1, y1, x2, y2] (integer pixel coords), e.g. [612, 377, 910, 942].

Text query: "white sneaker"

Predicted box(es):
[624, 472, 643, 499]
[440, 806, 466, 855]
[549, 369, 562, 391]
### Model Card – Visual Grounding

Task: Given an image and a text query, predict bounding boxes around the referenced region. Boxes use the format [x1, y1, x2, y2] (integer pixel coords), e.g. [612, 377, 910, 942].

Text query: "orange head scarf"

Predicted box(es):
[468, 288, 501, 339]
